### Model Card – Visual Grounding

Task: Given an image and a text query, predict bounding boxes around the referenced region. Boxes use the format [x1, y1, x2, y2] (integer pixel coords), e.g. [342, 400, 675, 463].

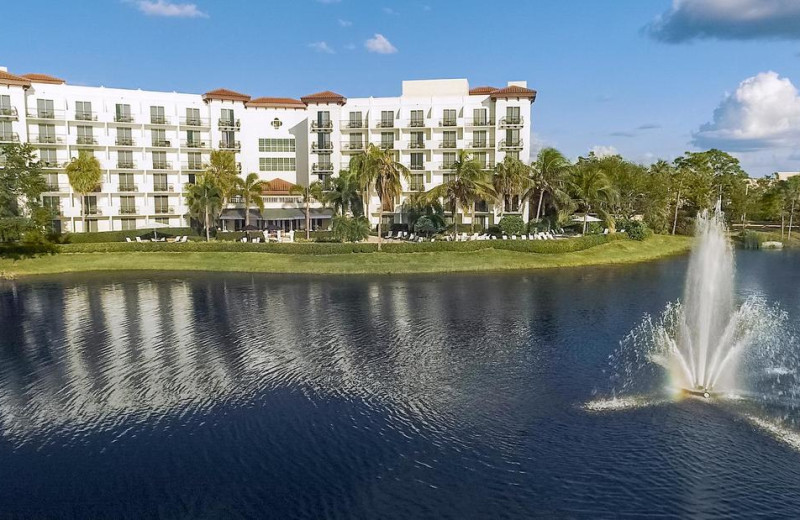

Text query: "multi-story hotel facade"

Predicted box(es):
[0, 67, 535, 233]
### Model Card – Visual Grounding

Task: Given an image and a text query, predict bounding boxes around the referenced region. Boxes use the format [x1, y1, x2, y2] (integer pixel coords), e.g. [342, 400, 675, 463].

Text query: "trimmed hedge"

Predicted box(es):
[56, 233, 626, 255]
[63, 227, 197, 243]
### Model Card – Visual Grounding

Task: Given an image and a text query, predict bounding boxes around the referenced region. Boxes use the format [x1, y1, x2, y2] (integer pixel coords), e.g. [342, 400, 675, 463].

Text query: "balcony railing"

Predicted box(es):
[341, 120, 365, 129]
[181, 162, 205, 171]
[85, 207, 102, 215]
[342, 142, 364, 151]
[113, 137, 133, 146]
[41, 161, 61, 169]
[114, 114, 134, 123]
[155, 206, 175, 214]
[439, 163, 456, 170]
[152, 161, 172, 170]
[117, 161, 137, 169]
[379, 142, 394, 150]
[439, 141, 457, 149]
[150, 116, 169, 125]
[0, 133, 20, 143]
[180, 117, 209, 127]
[469, 141, 489, 149]
[151, 139, 173, 148]
[376, 121, 395, 128]
[408, 119, 426, 128]
[35, 135, 64, 144]
[153, 183, 174, 192]
[120, 207, 138, 215]
[408, 182, 425, 191]
[74, 112, 97, 121]
[0, 107, 18, 119]
[182, 140, 208, 149]
[409, 141, 426, 149]
[311, 121, 333, 131]
[118, 184, 138, 192]
[499, 139, 524, 150]
[76, 136, 98, 145]
[312, 163, 334, 172]
[312, 142, 333, 152]
[500, 116, 524, 127]
[28, 109, 62, 119]
[465, 118, 494, 127]
[45, 184, 65, 192]
[438, 119, 458, 127]
[218, 118, 240, 129]
[218, 140, 241, 151]
[408, 163, 426, 171]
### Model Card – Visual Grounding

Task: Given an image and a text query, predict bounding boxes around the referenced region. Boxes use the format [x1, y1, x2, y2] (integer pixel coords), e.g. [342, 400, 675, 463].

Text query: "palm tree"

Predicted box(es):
[324, 168, 361, 217]
[492, 156, 530, 216]
[424, 150, 494, 240]
[373, 148, 411, 250]
[65, 150, 102, 232]
[236, 173, 267, 229]
[185, 174, 223, 241]
[349, 143, 383, 217]
[568, 164, 617, 234]
[289, 180, 325, 240]
[205, 150, 239, 204]
[527, 147, 572, 223]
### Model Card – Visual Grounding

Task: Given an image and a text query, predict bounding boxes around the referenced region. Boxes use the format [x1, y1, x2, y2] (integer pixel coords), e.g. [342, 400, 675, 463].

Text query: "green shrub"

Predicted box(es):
[620, 220, 652, 241]
[738, 230, 764, 250]
[64, 227, 196, 243]
[499, 215, 525, 236]
[414, 216, 437, 236]
[331, 216, 370, 242]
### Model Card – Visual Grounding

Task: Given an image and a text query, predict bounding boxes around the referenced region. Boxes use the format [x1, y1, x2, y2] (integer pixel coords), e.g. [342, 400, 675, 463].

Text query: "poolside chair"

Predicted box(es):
[385, 231, 392, 239]
[135, 237, 143, 243]
[125, 237, 132, 242]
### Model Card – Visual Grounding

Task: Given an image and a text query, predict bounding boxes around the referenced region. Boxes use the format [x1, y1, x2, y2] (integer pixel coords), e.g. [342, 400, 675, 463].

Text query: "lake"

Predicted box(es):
[1, 250, 799, 519]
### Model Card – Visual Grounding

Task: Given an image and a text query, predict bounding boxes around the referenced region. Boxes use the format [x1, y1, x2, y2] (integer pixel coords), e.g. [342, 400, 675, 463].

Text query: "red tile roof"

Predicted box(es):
[490, 85, 537, 101]
[262, 178, 298, 195]
[246, 97, 306, 109]
[300, 90, 347, 105]
[469, 86, 498, 95]
[0, 70, 31, 88]
[21, 73, 65, 84]
[202, 88, 251, 102]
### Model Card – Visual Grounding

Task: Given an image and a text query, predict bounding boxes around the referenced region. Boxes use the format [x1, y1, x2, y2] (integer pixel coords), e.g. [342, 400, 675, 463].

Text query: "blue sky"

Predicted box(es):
[4, 0, 800, 176]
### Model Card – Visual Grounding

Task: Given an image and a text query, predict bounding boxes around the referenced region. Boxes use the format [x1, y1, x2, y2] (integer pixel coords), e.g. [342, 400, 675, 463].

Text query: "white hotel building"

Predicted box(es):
[0, 68, 535, 233]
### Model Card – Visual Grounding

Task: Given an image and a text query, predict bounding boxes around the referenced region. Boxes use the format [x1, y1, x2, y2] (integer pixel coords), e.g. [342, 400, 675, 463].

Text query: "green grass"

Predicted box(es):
[0, 235, 691, 278]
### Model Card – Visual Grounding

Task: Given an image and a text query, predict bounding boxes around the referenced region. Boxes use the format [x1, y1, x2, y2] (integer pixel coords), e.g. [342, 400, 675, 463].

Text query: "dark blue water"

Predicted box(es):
[0, 250, 799, 519]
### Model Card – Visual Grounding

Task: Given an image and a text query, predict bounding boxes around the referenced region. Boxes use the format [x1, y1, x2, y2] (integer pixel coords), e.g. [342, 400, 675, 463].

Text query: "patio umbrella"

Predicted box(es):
[149, 220, 170, 239]
[571, 214, 602, 223]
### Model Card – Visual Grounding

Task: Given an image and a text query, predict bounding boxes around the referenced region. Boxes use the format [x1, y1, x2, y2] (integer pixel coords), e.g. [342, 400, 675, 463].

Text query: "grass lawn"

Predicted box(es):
[0, 235, 692, 278]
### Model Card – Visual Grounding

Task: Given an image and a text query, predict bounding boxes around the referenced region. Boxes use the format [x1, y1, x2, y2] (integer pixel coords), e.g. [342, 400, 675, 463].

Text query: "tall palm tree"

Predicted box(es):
[185, 174, 223, 241]
[205, 150, 239, 204]
[492, 156, 530, 216]
[373, 148, 411, 250]
[65, 150, 102, 232]
[424, 150, 494, 240]
[289, 180, 325, 240]
[349, 143, 383, 217]
[236, 173, 267, 229]
[324, 168, 361, 217]
[568, 164, 617, 234]
[527, 147, 572, 223]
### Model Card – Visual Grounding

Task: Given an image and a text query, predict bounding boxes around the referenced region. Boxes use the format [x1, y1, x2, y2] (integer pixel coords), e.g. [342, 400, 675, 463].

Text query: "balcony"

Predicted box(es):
[409, 141, 427, 149]
[311, 121, 333, 132]
[181, 162, 205, 171]
[180, 117, 210, 127]
[116, 161, 137, 169]
[44, 184, 65, 192]
[379, 142, 395, 150]
[114, 115, 134, 123]
[408, 163, 426, 171]
[28, 109, 63, 120]
[153, 183, 174, 192]
[341, 142, 364, 152]
[218, 118, 240, 129]
[45, 206, 63, 216]
[375, 120, 395, 129]
[499, 139, 524, 150]
[150, 116, 170, 125]
[341, 120, 365, 129]
[0, 133, 20, 143]
[118, 184, 138, 192]
[115, 137, 136, 146]
[74, 112, 98, 122]
[438, 163, 456, 170]
[76, 136, 98, 145]
[182, 140, 208, 149]
[119, 206, 138, 215]
[438, 119, 458, 127]
[439, 141, 457, 149]
[312, 163, 334, 173]
[35, 135, 64, 144]
[41, 161, 61, 169]
[154, 206, 175, 215]
[499, 116, 524, 128]
[0, 107, 18, 120]
[465, 118, 494, 127]
[218, 140, 241, 151]
[469, 141, 490, 149]
[85, 207, 102, 216]
[151, 139, 173, 148]
[312, 142, 333, 152]
[408, 182, 425, 192]
[152, 161, 172, 170]
[407, 119, 427, 128]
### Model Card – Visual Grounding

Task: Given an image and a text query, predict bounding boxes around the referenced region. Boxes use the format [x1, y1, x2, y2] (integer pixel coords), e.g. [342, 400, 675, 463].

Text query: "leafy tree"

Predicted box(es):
[0, 143, 48, 242]
[492, 156, 530, 215]
[785, 176, 800, 240]
[331, 215, 370, 242]
[236, 173, 266, 229]
[402, 195, 446, 232]
[65, 150, 102, 232]
[205, 150, 239, 204]
[568, 160, 617, 234]
[289, 180, 325, 239]
[499, 215, 525, 236]
[527, 147, 572, 222]
[324, 168, 361, 217]
[185, 174, 223, 241]
[413, 216, 437, 237]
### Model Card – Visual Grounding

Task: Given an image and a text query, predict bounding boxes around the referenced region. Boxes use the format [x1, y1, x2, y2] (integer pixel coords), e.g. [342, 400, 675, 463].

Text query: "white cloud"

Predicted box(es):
[338, 18, 352, 27]
[590, 145, 619, 158]
[365, 33, 397, 54]
[383, 7, 398, 15]
[309, 41, 335, 54]
[648, 0, 800, 42]
[693, 71, 800, 151]
[132, 0, 208, 18]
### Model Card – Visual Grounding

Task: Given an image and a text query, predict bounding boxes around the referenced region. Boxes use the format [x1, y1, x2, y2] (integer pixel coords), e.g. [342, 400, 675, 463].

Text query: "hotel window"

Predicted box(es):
[40, 149, 58, 167]
[349, 111, 362, 128]
[155, 217, 169, 225]
[443, 131, 457, 148]
[117, 127, 132, 145]
[84, 196, 98, 215]
[186, 130, 201, 146]
[506, 151, 520, 160]
[259, 158, 296, 171]
[506, 106, 521, 124]
[118, 173, 135, 190]
[220, 108, 235, 126]
[120, 196, 136, 214]
[187, 152, 203, 170]
[473, 152, 488, 169]
[411, 152, 424, 171]
[410, 110, 424, 127]
[317, 153, 332, 168]
[443, 109, 457, 127]
[38, 124, 56, 143]
[86, 219, 99, 233]
[221, 130, 236, 148]
[77, 126, 95, 145]
[381, 132, 394, 149]
[118, 150, 133, 168]
[317, 111, 330, 128]
[473, 130, 487, 148]
[443, 152, 456, 169]
[153, 173, 168, 191]
[380, 110, 394, 128]
[506, 129, 520, 145]
[186, 107, 201, 126]
[258, 138, 295, 152]
[0, 95, 10, 113]
[152, 151, 168, 169]
[37, 99, 54, 118]
[115, 103, 132, 123]
[411, 131, 424, 149]
[152, 128, 168, 147]
[76, 101, 93, 121]
[150, 106, 166, 124]
[0, 121, 12, 140]
[120, 218, 136, 230]
[473, 108, 487, 126]
[43, 196, 61, 213]
[409, 174, 424, 191]
[349, 134, 363, 149]
[154, 195, 170, 214]
[44, 173, 59, 189]
[316, 133, 331, 150]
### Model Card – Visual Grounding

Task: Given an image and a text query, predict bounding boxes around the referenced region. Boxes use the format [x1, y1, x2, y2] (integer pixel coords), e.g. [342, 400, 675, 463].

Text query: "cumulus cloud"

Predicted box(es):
[647, 0, 800, 42]
[309, 41, 335, 54]
[365, 33, 397, 54]
[693, 71, 800, 151]
[590, 145, 619, 158]
[338, 18, 352, 27]
[131, 0, 208, 18]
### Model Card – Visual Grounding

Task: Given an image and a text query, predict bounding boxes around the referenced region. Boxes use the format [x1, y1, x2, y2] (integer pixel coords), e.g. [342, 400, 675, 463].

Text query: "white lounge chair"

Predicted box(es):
[135, 237, 143, 243]
[125, 237, 132, 242]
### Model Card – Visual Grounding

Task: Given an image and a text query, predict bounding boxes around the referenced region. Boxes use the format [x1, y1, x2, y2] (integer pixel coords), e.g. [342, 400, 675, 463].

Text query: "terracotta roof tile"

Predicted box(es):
[246, 97, 306, 109]
[469, 86, 497, 95]
[202, 88, 251, 102]
[490, 85, 537, 101]
[0, 70, 31, 88]
[300, 90, 347, 105]
[262, 178, 298, 195]
[21, 73, 65, 84]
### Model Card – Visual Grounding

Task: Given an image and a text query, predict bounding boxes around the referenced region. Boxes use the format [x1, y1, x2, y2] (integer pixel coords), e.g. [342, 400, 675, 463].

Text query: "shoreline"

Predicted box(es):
[0, 235, 691, 279]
